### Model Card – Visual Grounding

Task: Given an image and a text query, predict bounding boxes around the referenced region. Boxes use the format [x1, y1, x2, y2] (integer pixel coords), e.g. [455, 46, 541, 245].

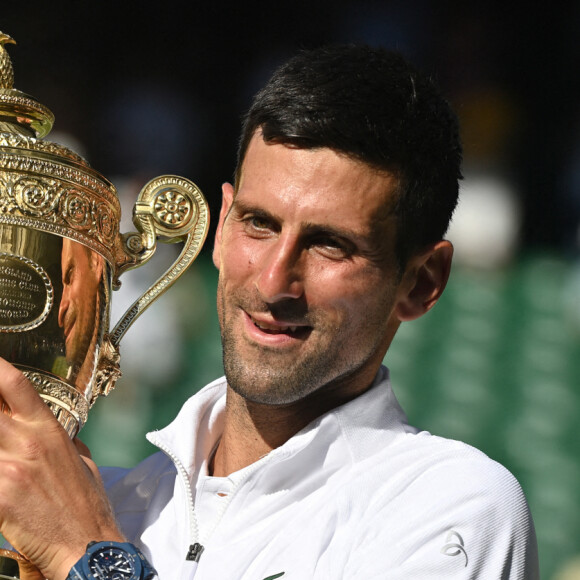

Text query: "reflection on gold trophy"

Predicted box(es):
[58, 238, 106, 389]
[0, 32, 209, 579]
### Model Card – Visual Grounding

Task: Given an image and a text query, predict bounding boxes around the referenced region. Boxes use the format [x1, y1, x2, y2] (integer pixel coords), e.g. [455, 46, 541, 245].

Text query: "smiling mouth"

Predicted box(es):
[250, 315, 312, 338]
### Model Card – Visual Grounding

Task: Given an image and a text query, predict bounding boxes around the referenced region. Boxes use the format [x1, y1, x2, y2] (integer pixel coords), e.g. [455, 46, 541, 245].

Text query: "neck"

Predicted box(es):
[210, 373, 375, 477]
[209, 389, 303, 477]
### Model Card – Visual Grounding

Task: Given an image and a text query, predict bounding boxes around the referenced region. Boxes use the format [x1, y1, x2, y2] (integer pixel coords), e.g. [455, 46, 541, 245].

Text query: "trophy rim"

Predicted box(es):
[20, 367, 89, 436]
[0, 136, 121, 267]
[0, 88, 54, 139]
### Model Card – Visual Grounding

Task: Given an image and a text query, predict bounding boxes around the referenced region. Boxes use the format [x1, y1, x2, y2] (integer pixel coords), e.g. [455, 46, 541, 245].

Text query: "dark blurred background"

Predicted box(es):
[2, 2, 580, 578]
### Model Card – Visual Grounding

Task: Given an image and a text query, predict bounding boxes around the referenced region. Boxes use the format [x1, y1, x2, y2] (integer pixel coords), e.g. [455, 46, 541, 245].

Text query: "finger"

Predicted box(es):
[74, 438, 92, 459]
[81, 456, 101, 481]
[0, 358, 52, 422]
[0, 394, 11, 416]
[74, 439, 103, 481]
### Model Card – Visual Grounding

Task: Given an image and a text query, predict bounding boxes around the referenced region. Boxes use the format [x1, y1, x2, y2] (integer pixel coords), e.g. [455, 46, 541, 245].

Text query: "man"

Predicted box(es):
[58, 238, 106, 389]
[0, 44, 539, 579]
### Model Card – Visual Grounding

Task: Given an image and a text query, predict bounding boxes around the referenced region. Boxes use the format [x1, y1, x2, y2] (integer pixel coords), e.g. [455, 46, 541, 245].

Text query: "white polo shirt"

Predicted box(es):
[101, 366, 539, 579]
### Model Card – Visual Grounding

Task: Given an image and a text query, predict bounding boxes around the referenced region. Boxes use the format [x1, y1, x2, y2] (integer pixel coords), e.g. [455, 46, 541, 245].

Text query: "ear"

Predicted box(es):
[395, 240, 453, 322]
[212, 182, 235, 269]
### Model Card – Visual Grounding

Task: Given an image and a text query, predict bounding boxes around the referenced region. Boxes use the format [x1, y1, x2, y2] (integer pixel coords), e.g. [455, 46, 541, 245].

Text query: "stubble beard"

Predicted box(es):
[217, 281, 382, 407]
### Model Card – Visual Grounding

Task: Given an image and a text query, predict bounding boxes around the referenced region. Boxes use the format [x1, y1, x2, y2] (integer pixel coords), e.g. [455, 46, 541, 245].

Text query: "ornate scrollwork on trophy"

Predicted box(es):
[146, 175, 203, 236]
[59, 190, 117, 246]
[114, 175, 208, 279]
[98, 174, 209, 396]
[93, 335, 122, 402]
[0, 133, 84, 162]
[22, 371, 89, 436]
[0, 170, 120, 264]
[60, 190, 91, 226]
[14, 176, 61, 216]
[154, 189, 193, 228]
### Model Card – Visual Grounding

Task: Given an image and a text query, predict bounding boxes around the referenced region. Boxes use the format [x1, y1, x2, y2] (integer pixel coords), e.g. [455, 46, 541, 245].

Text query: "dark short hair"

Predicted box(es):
[235, 44, 462, 267]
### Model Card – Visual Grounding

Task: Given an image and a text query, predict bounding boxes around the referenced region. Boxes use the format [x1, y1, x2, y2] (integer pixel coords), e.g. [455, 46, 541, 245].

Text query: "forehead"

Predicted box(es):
[61, 239, 91, 265]
[236, 134, 399, 231]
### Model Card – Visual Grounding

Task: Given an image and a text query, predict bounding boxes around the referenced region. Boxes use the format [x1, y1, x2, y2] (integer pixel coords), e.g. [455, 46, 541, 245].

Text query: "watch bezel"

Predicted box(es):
[67, 541, 155, 580]
[86, 542, 141, 579]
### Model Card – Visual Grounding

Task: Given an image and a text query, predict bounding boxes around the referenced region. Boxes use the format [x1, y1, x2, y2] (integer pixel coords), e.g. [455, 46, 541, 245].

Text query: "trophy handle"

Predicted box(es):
[94, 175, 209, 400]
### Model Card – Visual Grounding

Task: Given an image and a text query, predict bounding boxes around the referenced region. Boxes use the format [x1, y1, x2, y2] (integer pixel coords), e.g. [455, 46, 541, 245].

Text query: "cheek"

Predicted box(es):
[217, 248, 255, 297]
[220, 231, 266, 278]
[68, 285, 81, 303]
[312, 268, 395, 325]
[306, 260, 383, 299]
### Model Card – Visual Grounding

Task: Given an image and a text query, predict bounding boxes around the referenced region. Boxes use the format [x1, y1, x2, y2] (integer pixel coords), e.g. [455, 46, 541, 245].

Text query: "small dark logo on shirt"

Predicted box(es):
[441, 530, 468, 567]
[262, 573, 285, 580]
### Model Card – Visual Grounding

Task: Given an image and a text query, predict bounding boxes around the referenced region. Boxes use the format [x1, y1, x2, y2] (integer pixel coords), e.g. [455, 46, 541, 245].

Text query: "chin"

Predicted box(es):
[225, 365, 313, 406]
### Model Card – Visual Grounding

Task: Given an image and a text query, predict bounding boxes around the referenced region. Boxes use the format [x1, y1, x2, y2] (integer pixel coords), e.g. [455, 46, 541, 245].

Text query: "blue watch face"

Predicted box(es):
[88, 546, 138, 580]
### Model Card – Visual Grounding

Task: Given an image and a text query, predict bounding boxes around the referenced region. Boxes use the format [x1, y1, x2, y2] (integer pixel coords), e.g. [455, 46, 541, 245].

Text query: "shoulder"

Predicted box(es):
[405, 432, 522, 490]
[364, 431, 531, 523]
[343, 433, 539, 578]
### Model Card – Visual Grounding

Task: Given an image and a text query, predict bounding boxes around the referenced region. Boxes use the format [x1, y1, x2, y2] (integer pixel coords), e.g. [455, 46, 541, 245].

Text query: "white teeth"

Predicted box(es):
[253, 318, 299, 333]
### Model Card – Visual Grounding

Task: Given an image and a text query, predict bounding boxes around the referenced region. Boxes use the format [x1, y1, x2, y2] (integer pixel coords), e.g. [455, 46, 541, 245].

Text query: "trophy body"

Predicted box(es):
[0, 225, 108, 435]
[0, 33, 209, 578]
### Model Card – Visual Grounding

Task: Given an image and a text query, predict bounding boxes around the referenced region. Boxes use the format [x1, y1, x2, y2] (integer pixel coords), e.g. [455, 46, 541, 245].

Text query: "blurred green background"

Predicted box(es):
[3, 2, 580, 578]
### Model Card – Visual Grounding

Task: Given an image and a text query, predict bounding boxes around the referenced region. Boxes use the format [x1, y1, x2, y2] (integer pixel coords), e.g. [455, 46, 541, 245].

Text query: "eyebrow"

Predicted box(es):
[230, 200, 277, 225]
[301, 221, 364, 244]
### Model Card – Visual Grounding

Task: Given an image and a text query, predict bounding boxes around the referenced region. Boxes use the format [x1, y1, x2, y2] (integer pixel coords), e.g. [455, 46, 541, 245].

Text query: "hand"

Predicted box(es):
[0, 358, 124, 580]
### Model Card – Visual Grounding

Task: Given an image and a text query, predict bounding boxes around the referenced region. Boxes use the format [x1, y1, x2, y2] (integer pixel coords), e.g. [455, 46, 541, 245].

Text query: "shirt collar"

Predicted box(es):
[147, 366, 414, 481]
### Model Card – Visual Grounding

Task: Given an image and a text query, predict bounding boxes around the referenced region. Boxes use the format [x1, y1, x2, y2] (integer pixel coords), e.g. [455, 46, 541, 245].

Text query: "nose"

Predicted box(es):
[58, 287, 70, 328]
[255, 235, 304, 303]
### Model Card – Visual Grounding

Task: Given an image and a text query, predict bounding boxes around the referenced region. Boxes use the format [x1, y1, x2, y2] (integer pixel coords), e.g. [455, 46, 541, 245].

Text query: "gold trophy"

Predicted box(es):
[0, 32, 210, 578]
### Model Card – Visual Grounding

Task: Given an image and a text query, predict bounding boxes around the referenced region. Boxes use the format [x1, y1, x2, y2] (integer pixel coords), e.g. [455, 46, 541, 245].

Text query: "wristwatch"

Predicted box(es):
[66, 541, 157, 580]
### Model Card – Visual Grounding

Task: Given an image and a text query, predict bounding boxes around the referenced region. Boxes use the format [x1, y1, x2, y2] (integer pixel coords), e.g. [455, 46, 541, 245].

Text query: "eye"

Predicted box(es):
[242, 213, 277, 236]
[248, 216, 272, 230]
[63, 265, 75, 285]
[311, 235, 354, 259]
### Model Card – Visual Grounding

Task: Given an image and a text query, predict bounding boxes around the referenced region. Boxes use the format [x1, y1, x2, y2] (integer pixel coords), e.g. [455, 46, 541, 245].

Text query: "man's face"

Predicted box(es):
[58, 239, 104, 367]
[213, 132, 414, 407]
